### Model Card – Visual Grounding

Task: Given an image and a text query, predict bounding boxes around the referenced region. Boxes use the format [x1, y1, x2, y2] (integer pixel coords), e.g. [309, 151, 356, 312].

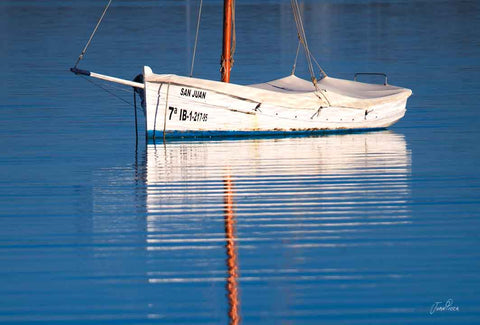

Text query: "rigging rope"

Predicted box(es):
[74, 0, 113, 68]
[190, 0, 204, 77]
[80, 75, 133, 107]
[291, 40, 301, 75]
[290, 0, 327, 88]
[309, 52, 326, 77]
[291, 0, 316, 87]
[231, 0, 236, 66]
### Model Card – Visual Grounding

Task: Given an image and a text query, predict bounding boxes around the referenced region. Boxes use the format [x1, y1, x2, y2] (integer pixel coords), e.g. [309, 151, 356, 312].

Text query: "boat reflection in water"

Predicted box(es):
[142, 131, 410, 322]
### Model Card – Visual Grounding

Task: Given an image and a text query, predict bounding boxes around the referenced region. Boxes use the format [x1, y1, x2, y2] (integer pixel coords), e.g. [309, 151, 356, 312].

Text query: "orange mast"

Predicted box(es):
[221, 0, 233, 82]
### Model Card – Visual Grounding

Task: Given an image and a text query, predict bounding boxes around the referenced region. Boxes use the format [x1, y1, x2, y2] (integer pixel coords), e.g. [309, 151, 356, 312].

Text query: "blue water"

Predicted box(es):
[1, 0, 480, 323]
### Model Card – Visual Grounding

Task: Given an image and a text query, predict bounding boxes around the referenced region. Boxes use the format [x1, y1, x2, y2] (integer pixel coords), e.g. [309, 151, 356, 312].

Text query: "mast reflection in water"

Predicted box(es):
[126, 131, 410, 322]
[224, 175, 240, 325]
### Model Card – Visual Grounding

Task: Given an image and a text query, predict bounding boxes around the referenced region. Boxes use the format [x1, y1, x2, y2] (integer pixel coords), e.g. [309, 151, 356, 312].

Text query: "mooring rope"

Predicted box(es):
[74, 0, 113, 68]
[133, 91, 138, 140]
[190, 0, 204, 77]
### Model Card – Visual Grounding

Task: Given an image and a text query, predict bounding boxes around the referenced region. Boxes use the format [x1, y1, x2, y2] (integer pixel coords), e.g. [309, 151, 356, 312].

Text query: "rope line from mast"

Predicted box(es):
[291, 0, 316, 87]
[231, 0, 236, 68]
[309, 52, 326, 78]
[190, 0, 204, 77]
[74, 0, 113, 68]
[291, 40, 301, 75]
[290, 0, 327, 88]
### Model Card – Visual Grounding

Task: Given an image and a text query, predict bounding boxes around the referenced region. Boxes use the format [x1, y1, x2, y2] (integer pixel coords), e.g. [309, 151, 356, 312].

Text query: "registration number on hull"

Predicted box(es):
[168, 106, 208, 122]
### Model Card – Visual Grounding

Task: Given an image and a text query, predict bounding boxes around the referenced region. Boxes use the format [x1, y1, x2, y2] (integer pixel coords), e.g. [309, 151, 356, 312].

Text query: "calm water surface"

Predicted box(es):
[1, 0, 480, 323]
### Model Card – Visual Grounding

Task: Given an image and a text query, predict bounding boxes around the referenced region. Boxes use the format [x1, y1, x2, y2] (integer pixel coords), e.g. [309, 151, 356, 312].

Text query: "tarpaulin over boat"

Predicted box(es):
[144, 72, 324, 110]
[316, 76, 412, 109]
[145, 70, 411, 111]
[251, 75, 412, 109]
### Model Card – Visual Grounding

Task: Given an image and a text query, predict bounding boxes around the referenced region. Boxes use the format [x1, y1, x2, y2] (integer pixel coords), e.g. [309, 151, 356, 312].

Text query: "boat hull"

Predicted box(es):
[142, 67, 409, 138]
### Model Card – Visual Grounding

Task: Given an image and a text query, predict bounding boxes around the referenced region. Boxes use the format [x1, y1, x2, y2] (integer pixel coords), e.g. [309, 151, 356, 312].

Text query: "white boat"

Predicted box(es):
[71, 0, 412, 138]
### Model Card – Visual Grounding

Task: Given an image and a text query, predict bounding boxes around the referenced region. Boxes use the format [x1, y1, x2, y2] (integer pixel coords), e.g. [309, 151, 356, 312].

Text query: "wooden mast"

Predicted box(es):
[221, 0, 233, 82]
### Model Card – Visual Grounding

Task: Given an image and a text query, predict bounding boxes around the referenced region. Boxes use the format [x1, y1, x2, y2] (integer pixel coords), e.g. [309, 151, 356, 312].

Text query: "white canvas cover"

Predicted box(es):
[145, 70, 411, 111]
[251, 75, 412, 109]
[145, 73, 323, 109]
